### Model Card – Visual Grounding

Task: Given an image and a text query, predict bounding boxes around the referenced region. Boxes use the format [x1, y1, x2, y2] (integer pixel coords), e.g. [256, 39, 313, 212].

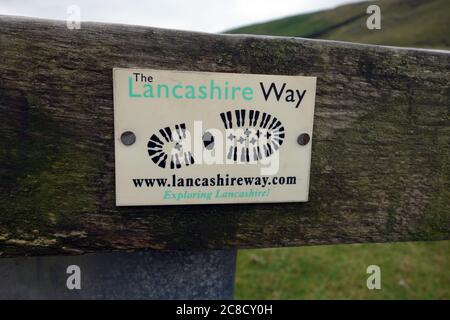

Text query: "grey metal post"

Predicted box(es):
[0, 250, 237, 299]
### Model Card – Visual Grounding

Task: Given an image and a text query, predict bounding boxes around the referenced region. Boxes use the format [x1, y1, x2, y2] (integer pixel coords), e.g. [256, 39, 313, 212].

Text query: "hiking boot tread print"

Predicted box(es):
[147, 109, 285, 169]
[218, 109, 285, 163]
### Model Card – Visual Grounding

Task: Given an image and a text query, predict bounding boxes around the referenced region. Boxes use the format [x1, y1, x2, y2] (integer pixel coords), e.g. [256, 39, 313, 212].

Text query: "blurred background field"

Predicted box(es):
[231, 0, 449, 299]
[227, 0, 450, 50]
[236, 241, 449, 299]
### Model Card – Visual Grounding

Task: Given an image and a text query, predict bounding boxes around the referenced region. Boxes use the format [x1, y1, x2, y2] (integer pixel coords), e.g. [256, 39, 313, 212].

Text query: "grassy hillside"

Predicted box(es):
[227, 0, 450, 50]
[232, 0, 449, 299]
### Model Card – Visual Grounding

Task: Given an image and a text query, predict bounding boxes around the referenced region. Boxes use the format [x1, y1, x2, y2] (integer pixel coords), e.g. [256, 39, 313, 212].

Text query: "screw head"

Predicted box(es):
[120, 131, 136, 146]
[297, 133, 310, 146]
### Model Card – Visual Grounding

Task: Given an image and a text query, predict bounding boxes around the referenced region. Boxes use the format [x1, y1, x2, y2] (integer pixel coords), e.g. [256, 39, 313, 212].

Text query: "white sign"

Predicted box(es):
[113, 68, 316, 206]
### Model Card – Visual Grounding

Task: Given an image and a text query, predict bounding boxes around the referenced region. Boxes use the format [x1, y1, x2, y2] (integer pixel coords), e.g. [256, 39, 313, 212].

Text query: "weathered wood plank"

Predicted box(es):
[0, 15, 449, 257]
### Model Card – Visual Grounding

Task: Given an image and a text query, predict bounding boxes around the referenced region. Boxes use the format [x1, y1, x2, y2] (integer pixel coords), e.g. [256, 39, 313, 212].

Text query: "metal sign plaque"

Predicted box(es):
[113, 68, 316, 206]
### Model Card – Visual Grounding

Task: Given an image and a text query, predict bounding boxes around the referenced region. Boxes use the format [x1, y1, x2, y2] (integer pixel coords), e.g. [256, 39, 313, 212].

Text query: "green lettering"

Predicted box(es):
[172, 84, 183, 99]
[232, 86, 241, 100]
[128, 77, 141, 98]
[198, 85, 207, 99]
[157, 84, 169, 98]
[242, 87, 253, 100]
[185, 85, 196, 99]
[143, 84, 154, 98]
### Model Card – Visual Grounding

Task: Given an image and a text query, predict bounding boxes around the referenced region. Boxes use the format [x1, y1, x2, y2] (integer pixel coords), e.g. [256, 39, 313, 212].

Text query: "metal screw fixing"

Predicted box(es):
[297, 133, 310, 146]
[121, 131, 136, 146]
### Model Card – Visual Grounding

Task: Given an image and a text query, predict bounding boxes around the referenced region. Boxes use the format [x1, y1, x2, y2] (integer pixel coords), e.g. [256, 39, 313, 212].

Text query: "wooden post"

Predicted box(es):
[0, 15, 449, 258]
[0, 250, 236, 299]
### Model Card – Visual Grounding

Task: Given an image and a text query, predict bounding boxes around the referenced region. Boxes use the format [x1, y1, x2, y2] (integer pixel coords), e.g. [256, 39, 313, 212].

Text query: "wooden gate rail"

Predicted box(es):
[0, 15, 449, 257]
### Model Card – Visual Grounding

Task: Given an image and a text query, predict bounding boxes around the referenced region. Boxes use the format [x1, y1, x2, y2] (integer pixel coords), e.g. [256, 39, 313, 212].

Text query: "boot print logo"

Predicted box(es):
[147, 109, 285, 169]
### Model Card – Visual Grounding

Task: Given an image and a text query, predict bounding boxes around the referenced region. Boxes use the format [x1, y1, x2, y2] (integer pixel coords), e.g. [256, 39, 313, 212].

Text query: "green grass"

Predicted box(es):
[227, 0, 450, 50]
[236, 241, 450, 299]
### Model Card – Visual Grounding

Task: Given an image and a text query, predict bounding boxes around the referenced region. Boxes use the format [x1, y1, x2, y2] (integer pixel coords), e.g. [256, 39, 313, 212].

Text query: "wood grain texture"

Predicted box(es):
[0, 15, 449, 257]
